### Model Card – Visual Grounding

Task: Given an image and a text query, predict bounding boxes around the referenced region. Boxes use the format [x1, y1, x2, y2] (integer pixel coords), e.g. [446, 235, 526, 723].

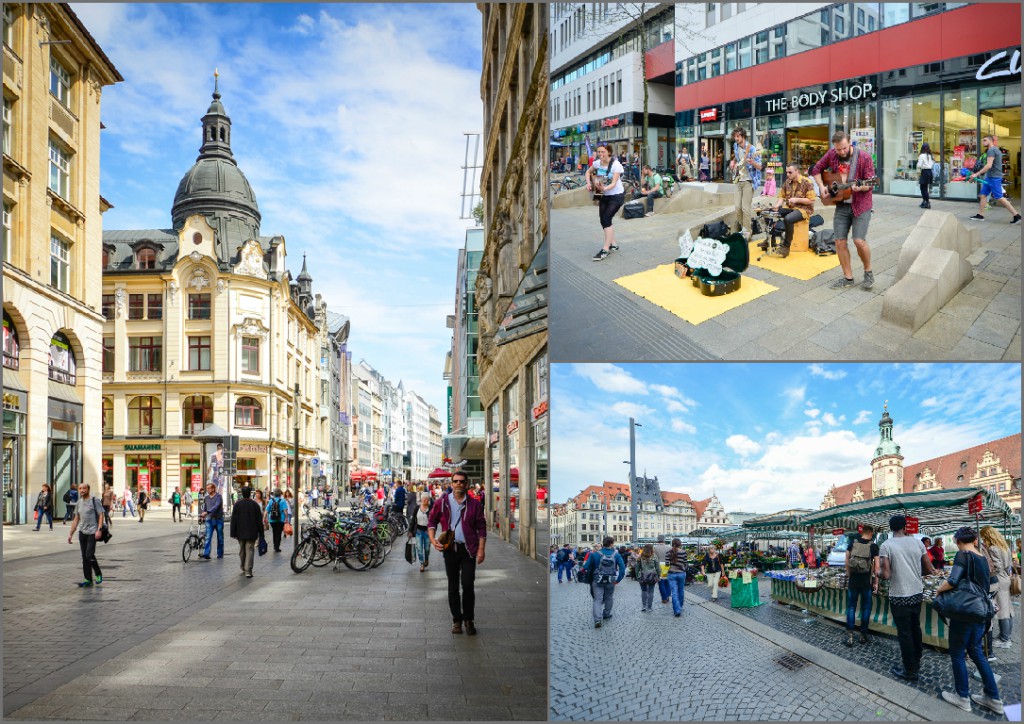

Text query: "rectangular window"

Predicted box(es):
[2, 201, 10, 264]
[102, 337, 114, 373]
[2, 96, 11, 156]
[738, 38, 751, 69]
[49, 234, 70, 292]
[241, 336, 260, 374]
[49, 56, 72, 107]
[147, 293, 163, 320]
[101, 294, 114, 319]
[128, 293, 145, 320]
[129, 336, 162, 372]
[2, 4, 13, 46]
[48, 139, 70, 199]
[725, 43, 736, 72]
[188, 293, 211, 320]
[188, 336, 211, 371]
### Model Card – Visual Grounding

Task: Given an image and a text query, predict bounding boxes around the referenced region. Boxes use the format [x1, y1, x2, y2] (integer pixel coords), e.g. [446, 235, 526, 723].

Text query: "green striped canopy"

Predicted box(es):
[799, 487, 1015, 534]
[741, 509, 816, 530]
[721, 528, 810, 542]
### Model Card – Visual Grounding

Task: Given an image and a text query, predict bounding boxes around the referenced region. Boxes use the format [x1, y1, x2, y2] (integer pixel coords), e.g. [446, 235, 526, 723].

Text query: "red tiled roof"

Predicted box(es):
[827, 434, 1021, 506]
[661, 491, 693, 505]
[692, 497, 711, 519]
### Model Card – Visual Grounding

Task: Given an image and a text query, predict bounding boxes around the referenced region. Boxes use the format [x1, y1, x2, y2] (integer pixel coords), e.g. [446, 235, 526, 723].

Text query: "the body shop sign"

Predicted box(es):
[760, 81, 876, 114]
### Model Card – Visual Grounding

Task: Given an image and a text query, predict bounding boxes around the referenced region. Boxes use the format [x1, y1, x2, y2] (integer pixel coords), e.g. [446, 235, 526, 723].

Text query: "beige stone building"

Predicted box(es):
[3, 3, 122, 524]
[477, 3, 549, 562]
[99, 81, 324, 503]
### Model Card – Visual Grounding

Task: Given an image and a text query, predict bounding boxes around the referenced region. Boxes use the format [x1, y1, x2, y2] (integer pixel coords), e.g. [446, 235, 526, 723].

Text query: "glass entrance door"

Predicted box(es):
[50, 442, 78, 514]
[981, 106, 1021, 205]
[3, 440, 17, 524]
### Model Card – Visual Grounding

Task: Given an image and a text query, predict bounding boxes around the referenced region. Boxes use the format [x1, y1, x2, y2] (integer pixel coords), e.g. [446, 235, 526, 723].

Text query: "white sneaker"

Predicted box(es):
[992, 640, 1012, 649]
[970, 693, 1005, 715]
[941, 691, 971, 712]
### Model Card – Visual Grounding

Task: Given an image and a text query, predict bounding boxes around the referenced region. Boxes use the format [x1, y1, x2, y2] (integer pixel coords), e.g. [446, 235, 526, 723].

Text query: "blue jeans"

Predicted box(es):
[203, 518, 224, 557]
[558, 560, 574, 582]
[415, 529, 430, 565]
[667, 572, 686, 614]
[658, 578, 670, 602]
[845, 585, 873, 633]
[949, 619, 1000, 700]
[34, 508, 53, 530]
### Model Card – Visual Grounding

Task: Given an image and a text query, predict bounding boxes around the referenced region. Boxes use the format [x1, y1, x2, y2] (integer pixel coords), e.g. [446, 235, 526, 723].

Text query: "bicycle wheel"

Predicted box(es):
[310, 534, 335, 567]
[290, 536, 316, 573]
[369, 536, 387, 568]
[341, 535, 375, 571]
[182, 538, 193, 562]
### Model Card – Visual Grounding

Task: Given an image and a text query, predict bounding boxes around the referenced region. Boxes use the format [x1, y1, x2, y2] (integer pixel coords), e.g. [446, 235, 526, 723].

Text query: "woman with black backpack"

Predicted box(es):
[635, 544, 661, 613]
[935, 527, 1003, 715]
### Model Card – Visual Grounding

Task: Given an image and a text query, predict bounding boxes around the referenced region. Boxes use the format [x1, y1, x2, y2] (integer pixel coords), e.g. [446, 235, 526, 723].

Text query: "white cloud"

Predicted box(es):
[822, 412, 845, 427]
[725, 434, 761, 457]
[666, 400, 689, 413]
[572, 364, 649, 395]
[804, 408, 821, 419]
[288, 14, 315, 34]
[671, 419, 697, 434]
[765, 431, 780, 443]
[853, 410, 872, 424]
[921, 397, 940, 408]
[611, 401, 656, 420]
[808, 363, 847, 380]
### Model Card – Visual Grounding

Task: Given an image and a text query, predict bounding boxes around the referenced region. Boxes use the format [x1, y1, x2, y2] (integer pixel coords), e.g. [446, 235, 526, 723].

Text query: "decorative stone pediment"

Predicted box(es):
[234, 317, 269, 339]
[234, 239, 267, 279]
[188, 269, 211, 291]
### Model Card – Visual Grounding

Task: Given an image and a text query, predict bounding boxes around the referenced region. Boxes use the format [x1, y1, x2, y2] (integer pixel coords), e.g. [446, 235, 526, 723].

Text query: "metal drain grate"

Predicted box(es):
[775, 653, 810, 671]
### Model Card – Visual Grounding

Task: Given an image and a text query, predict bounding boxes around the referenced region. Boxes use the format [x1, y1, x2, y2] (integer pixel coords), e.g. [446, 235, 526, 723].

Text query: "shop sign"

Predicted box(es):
[488, 431, 499, 445]
[968, 493, 984, 514]
[577, 123, 589, 132]
[698, 106, 720, 123]
[138, 470, 151, 493]
[904, 516, 919, 535]
[532, 400, 548, 420]
[240, 444, 267, 453]
[976, 49, 1021, 81]
[831, 528, 845, 536]
[190, 472, 202, 492]
[506, 419, 520, 435]
[2, 391, 24, 410]
[601, 116, 620, 128]
[126, 444, 161, 451]
[47, 399, 82, 423]
[761, 81, 876, 115]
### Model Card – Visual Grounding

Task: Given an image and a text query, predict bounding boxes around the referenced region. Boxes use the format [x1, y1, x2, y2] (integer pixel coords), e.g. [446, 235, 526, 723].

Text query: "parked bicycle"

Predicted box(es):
[181, 513, 206, 562]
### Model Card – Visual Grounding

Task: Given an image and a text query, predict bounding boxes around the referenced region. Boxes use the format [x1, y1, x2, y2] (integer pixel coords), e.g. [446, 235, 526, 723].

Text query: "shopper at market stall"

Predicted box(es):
[810, 131, 877, 290]
[583, 535, 625, 628]
[653, 536, 672, 605]
[844, 525, 879, 648]
[584, 144, 626, 262]
[935, 527, 1004, 715]
[879, 515, 934, 683]
[786, 540, 802, 568]
[635, 544, 661, 613]
[701, 545, 726, 601]
[979, 526, 1014, 650]
[666, 538, 688, 617]
[928, 537, 945, 570]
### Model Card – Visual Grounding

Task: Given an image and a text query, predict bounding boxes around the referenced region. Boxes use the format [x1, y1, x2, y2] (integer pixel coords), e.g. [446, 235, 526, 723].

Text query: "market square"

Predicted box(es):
[549, 362, 1021, 721]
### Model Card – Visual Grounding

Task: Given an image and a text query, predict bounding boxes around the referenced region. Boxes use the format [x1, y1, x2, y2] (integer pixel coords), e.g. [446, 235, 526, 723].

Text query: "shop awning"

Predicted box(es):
[47, 380, 81, 405]
[741, 509, 816, 531]
[3, 369, 28, 392]
[722, 527, 809, 542]
[427, 467, 453, 479]
[495, 238, 547, 347]
[799, 487, 1015, 533]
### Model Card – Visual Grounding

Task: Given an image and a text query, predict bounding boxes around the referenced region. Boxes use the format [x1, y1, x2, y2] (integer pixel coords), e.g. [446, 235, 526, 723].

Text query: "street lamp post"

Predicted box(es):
[293, 383, 300, 553]
[628, 418, 641, 544]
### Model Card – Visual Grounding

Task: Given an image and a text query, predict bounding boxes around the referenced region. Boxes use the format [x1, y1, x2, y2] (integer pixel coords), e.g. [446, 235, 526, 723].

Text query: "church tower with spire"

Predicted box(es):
[870, 402, 905, 498]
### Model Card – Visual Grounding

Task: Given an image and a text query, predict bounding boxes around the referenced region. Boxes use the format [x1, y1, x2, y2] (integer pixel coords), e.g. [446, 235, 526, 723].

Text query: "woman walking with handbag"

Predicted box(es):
[635, 544, 660, 613]
[979, 526, 1015, 650]
[412, 495, 432, 572]
[33, 484, 54, 531]
[701, 545, 726, 600]
[66, 483, 105, 587]
[935, 527, 1003, 715]
[253, 489, 269, 556]
[917, 142, 936, 208]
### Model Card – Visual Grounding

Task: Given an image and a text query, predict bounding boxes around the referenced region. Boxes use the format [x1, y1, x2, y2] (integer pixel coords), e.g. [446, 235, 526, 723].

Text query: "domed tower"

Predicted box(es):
[870, 402, 904, 499]
[296, 253, 314, 314]
[171, 71, 261, 267]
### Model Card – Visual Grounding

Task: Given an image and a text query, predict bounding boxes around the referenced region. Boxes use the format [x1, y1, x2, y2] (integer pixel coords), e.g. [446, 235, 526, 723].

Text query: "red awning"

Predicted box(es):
[427, 467, 453, 479]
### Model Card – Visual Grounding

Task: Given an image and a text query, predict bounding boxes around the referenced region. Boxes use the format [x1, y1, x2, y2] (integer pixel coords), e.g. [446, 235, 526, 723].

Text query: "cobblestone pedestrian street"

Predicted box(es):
[3, 514, 547, 721]
[549, 571, 1014, 721]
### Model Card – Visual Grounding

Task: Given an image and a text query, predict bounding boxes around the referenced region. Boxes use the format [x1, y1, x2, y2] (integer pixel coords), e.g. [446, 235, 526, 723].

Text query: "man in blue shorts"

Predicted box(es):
[968, 135, 1020, 224]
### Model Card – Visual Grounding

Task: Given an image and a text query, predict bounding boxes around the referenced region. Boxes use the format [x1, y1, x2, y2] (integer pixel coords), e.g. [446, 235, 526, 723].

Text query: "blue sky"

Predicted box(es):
[552, 363, 1022, 513]
[72, 3, 484, 411]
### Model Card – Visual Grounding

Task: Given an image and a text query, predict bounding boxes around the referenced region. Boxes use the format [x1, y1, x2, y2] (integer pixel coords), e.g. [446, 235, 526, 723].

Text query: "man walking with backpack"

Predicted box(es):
[555, 544, 575, 583]
[844, 524, 879, 647]
[583, 536, 625, 628]
[265, 489, 290, 553]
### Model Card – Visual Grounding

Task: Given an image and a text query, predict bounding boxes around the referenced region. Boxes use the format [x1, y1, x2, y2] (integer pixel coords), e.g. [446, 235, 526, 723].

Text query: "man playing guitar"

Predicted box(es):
[811, 131, 876, 290]
[766, 164, 817, 258]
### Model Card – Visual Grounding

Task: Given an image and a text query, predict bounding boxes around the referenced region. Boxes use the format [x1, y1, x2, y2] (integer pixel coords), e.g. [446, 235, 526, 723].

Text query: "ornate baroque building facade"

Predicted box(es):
[477, 2, 549, 562]
[100, 81, 325, 501]
[3, 4, 122, 524]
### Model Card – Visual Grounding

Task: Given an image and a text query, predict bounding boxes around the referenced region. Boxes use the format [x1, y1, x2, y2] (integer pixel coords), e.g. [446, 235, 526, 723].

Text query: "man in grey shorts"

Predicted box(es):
[811, 131, 876, 290]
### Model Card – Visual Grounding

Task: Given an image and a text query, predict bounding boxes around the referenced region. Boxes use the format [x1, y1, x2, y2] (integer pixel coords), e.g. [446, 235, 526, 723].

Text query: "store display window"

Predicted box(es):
[943, 88, 979, 199]
[881, 94, 940, 197]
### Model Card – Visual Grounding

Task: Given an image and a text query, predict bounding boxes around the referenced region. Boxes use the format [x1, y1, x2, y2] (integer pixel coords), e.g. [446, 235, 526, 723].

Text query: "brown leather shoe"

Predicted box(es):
[465, 621, 477, 636]
[451, 621, 463, 634]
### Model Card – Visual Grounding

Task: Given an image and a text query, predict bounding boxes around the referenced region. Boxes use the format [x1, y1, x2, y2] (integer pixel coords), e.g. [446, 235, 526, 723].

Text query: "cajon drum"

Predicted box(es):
[790, 218, 810, 252]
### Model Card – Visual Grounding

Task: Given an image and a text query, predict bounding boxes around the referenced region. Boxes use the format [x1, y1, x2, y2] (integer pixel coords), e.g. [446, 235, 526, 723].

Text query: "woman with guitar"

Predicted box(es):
[810, 131, 878, 290]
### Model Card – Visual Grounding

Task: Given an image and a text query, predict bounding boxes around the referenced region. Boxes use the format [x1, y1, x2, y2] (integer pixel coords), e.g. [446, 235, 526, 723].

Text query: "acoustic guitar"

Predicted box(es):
[820, 170, 879, 206]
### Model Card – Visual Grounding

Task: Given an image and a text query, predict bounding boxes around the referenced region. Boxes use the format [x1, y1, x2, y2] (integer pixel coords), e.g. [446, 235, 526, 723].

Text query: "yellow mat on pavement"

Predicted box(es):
[746, 242, 840, 281]
[614, 264, 778, 325]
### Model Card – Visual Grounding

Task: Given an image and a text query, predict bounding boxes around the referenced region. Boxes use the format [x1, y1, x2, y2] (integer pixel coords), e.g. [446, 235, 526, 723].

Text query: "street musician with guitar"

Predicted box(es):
[811, 131, 878, 290]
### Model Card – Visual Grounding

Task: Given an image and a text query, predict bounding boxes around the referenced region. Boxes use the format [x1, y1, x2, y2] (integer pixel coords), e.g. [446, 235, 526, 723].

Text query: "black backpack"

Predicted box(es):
[700, 220, 730, 240]
[593, 551, 619, 583]
[556, 549, 569, 564]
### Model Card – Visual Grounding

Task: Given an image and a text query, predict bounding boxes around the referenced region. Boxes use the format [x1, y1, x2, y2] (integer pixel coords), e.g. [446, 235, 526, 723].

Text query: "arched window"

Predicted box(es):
[182, 395, 213, 435]
[48, 331, 76, 385]
[2, 311, 19, 370]
[219, 127, 225, 141]
[128, 396, 161, 436]
[234, 396, 263, 428]
[136, 248, 157, 270]
[102, 398, 114, 436]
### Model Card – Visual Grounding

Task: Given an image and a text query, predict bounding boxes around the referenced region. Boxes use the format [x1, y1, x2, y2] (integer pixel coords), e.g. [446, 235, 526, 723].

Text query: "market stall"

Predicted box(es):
[765, 488, 1017, 650]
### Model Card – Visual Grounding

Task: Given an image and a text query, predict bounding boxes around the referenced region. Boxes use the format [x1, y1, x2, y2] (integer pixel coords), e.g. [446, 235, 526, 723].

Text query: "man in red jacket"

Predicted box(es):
[428, 471, 487, 635]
